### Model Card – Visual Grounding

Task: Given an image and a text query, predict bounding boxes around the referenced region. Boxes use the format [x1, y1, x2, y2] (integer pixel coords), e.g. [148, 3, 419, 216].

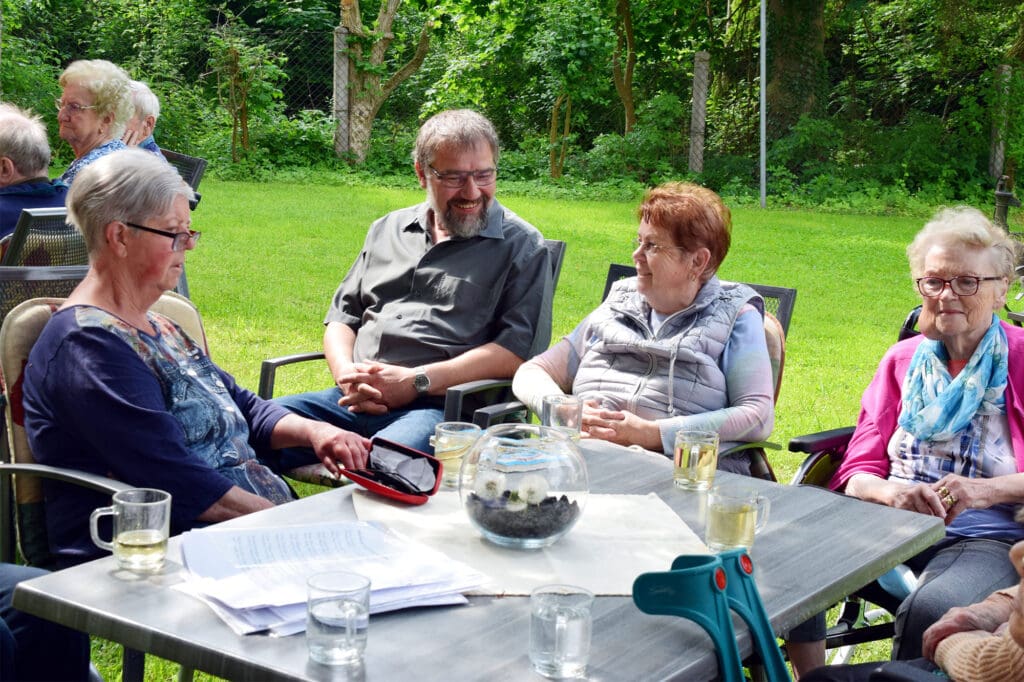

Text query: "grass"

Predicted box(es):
[88, 178, 1021, 679]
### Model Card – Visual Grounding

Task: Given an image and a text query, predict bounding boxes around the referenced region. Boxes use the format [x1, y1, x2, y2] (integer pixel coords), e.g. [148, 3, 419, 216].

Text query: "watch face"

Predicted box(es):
[414, 372, 430, 393]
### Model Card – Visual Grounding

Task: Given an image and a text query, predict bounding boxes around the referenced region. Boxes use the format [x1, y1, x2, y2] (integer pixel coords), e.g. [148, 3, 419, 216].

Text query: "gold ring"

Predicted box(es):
[942, 494, 956, 507]
[938, 486, 950, 497]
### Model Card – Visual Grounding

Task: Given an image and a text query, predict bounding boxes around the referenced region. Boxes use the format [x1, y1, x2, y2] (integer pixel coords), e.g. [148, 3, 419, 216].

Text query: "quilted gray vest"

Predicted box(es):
[572, 276, 762, 420]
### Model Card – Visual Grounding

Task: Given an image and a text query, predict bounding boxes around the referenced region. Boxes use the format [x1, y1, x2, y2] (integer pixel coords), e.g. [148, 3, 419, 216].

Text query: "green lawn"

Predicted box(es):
[91, 178, 1017, 679]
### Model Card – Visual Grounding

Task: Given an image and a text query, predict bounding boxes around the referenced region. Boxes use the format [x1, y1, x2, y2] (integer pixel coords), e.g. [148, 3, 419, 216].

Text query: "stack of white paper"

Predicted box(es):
[175, 520, 489, 636]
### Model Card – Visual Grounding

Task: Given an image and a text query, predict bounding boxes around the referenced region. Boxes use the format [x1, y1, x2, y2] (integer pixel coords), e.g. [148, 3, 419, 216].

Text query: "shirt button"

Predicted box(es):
[397, 314, 403, 319]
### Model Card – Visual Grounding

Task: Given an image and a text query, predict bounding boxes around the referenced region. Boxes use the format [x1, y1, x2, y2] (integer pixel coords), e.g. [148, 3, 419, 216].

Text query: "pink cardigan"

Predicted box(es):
[830, 321, 1024, 491]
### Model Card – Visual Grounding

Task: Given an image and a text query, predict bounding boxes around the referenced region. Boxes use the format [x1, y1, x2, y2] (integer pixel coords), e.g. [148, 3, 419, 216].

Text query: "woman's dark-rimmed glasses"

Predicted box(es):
[124, 221, 201, 252]
[915, 275, 1003, 298]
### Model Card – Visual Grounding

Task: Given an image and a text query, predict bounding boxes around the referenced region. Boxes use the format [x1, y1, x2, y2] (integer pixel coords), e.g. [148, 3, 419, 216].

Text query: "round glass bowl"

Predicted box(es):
[459, 424, 589, 549]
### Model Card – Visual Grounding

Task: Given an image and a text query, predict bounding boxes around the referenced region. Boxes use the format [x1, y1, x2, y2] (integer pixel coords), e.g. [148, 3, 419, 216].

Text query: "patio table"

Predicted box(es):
[13, 438, 944, 681]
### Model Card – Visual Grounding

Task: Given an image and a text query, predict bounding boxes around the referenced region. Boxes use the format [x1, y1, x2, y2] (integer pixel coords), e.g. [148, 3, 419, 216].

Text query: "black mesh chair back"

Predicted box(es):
[0, 266, 90, 335]
[161, 149, 208, 191]
[2, 208, 86, 267]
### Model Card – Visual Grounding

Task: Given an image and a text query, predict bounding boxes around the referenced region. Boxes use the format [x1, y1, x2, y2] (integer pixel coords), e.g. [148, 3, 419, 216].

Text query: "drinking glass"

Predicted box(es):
[430, 421, 482, 489]
[673, 430, 720, 490]
[307, 571, 371, 666]
[89, 488, 171, 572]
[529, 584, 594, 679]
[705, 486, 771, 552]
[540, 394, 583, 441]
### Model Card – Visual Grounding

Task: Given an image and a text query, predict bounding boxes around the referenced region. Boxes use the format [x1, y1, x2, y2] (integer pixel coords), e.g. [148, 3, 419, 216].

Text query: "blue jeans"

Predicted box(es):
[1, 563, 90, 681]
[274, 388, 445, 468]
[893, 535, 1018, 660]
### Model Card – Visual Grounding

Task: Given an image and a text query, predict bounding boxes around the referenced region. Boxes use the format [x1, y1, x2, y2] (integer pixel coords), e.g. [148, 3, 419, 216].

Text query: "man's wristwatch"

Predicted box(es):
[413, 368, 431, 396]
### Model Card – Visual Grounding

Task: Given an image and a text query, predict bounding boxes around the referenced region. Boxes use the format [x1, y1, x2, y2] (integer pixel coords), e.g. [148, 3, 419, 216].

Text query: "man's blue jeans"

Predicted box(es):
[274, 388, 445, 469]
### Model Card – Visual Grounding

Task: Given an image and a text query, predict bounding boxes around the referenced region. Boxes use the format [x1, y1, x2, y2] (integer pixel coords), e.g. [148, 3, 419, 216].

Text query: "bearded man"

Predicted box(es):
[275, 109, 551, 457]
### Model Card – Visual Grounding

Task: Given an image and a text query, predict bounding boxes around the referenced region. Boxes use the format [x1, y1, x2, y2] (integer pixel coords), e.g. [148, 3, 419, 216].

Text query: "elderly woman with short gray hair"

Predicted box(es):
[56, 59, 134, 185]
[831, 206, 1024, 661]
[23, 148, 369, 566]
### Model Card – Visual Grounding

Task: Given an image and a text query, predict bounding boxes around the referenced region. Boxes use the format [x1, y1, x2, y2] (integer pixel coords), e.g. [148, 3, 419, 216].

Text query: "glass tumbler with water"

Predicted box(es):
[541, 394, 583, 441]
[529, 584, 594, 679]
[307, 571, 371, 666]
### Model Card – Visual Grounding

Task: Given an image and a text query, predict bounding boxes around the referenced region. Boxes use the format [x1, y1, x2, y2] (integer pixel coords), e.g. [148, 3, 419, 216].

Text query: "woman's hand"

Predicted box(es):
[922, 594, 1015, 659]
[581, 401, 662, 451]
[846, 474, 947, 518]
[930, 474, 1002, 523]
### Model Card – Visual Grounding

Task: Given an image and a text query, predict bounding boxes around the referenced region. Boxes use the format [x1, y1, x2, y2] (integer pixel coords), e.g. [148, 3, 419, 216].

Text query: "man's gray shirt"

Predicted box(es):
[325, 198, 552, 368]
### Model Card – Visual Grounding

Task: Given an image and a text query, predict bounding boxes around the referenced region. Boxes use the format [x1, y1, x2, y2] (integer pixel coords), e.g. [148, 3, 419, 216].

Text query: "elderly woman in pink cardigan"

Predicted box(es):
[829, 206, 1024, 662]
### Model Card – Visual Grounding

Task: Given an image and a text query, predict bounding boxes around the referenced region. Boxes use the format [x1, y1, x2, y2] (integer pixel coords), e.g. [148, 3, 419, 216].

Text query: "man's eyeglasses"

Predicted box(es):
[633, 238, 687, 256]
[55, 99, 97, 114]
[124, 221, 201, 252]
[915, 275, 1003, 298]
[427, 165, 497, 189]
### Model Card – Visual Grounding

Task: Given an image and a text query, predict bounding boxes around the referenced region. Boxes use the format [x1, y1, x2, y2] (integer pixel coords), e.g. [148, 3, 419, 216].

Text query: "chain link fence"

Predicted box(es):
[266, 29, 335, 116]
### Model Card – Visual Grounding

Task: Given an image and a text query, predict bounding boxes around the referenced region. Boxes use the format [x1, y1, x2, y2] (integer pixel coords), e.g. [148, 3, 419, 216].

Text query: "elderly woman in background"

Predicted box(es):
[24, 149, 370, 566]
[512, 181, 773, 473]
[122, 79, 163, 155]
[830, 206, 1024, 660]
[55, 59, 133, 185]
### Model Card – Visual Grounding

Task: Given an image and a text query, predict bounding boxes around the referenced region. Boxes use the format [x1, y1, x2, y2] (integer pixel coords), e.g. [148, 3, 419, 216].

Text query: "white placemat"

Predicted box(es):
[352, 490, 707, 595]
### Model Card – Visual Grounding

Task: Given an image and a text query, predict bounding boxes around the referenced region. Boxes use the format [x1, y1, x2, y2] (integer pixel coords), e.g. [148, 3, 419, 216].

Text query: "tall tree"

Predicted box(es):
[338, 0, 432, 162]
[611, 0, 636, 133]
[765, 0, 827, 140]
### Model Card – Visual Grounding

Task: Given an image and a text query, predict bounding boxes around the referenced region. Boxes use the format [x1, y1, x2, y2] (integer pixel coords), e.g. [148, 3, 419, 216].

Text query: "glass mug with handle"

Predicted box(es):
[705, 485, 771, 553]
[430, 421, 482, 489]
[89, 488, 171, 572]
[673, 430, 720, 490]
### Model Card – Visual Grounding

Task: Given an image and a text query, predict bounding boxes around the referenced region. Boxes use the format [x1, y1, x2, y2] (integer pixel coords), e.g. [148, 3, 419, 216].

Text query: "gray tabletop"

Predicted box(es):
[14, 440, 944, 681]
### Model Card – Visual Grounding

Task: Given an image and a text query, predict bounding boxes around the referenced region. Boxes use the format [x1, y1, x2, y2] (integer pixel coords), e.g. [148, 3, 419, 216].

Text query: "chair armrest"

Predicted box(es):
[258, 351, 325, 399]
[787, 426, 856, 454]
[443, 379, 512, 422]
[471, 400, 530, 429]
[787, 426, 855, 487]
[0, 462, 129, 495]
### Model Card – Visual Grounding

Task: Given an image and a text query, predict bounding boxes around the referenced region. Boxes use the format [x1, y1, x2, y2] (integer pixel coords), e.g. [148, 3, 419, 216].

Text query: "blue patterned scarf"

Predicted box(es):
[898, 314, 1008, 442]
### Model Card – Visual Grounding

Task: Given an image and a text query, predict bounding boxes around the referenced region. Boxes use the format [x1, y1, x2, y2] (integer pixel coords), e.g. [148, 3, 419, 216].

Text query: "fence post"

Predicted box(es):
[689, 50, 710, 174]
[333, 25, 350, 157]
[990, 64, 1012, 181]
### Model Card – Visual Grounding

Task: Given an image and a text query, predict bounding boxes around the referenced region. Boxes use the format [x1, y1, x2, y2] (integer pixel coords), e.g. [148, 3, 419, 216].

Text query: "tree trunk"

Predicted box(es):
[689, 51, 710, 174]
[612, 0, 636, 133]
[559, 96, 571, 175]
[765, 0, 826, 141]
[337, 0, 431, 163]
[549, 93, 566, 179]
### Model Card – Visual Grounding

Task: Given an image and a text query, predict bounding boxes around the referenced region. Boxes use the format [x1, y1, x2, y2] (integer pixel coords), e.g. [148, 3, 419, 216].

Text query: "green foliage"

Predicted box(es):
[577, 93, 687, 183]
[205, 9, 289, 161]
[250, 109, 336, 166]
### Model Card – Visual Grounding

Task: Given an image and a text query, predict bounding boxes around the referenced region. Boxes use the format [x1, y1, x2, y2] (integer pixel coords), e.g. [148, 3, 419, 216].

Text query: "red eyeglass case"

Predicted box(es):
[341, 437, 443, 506]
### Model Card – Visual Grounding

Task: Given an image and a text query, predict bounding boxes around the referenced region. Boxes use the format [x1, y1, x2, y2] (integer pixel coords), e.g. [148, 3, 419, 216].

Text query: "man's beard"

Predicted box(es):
[433, 196, 489, 239]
